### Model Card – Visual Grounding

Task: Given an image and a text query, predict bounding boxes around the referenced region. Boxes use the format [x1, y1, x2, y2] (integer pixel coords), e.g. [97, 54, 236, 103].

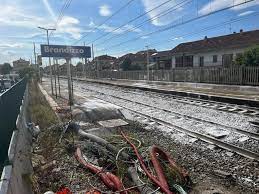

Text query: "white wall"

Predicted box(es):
[172, 47, 247, 68]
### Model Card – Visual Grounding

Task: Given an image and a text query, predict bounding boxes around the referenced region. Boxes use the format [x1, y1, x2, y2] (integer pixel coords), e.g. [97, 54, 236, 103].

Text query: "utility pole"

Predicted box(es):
[38, 26, 56, 95]
[36, 53, 41, 82]
[33, 42, 37, 65]
[53, 58, 57, 98]
[66, 58, 73, 106]
[33, 43, 40, 81]
[146, 45, 150, 81]
[92, 44, 97, 78]
[56, 59, 61, 96]
[83, 42, 86, 78]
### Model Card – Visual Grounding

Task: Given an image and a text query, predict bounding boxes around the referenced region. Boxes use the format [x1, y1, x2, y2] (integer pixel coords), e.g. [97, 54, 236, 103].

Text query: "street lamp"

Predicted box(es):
[38, 26, 56, 95]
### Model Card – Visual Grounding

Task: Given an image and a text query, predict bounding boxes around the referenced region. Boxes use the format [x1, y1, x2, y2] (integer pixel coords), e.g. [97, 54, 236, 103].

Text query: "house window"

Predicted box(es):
[213, 55, 218, 63]
[184, 56, 193, 67]
[175, 56, 183, 67]
[199, 56, 204, 67]
[222, 54, 233, 67]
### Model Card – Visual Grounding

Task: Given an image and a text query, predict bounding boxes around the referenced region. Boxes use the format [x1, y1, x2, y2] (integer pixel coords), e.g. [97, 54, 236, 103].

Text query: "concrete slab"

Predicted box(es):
[98, 119, 128, 128]
[238, 136, 249, 142]
[206, 128, 229, 139]
[73, 98, 124, 122]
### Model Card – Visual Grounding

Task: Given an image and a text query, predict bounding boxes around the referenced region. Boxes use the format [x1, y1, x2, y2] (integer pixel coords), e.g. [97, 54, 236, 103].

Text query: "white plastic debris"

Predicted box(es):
[43, 191, 55, 194]
[27, 122, 41, 137]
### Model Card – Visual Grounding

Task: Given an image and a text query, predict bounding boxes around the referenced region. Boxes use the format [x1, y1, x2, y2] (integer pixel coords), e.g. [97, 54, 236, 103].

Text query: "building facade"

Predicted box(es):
[171, 29, 259, 68]
[12, 58, 30, 72]
[150, 50, 172, 70]
[95, 55, 117, 70]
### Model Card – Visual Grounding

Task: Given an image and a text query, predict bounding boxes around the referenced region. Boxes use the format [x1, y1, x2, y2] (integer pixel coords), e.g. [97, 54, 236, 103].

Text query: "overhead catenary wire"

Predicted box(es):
[105, 11, 259, 57]
[74, 0, 136, 45]
[95, 0, 193, 47]
[97, 0, 256, 53]
[148, 11, 259, 48]
[80, 0, 176, 45]
[49, 0, 73, 37]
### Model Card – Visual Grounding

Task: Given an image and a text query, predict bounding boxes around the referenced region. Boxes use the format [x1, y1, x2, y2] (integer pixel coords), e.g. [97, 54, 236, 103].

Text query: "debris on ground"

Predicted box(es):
[31, 118, 192, 194]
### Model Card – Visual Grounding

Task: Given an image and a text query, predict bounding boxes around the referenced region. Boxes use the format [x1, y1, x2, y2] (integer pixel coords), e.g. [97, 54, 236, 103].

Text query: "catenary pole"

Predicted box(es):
[38, 27, 56, 95]
[146, 45, 150, 81]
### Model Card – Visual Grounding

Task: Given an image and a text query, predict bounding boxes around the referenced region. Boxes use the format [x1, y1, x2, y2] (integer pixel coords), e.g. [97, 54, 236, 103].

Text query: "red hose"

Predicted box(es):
[120, 131, 174, 194]
[150, 146, 190, 186]
[75, 147, 127, 193]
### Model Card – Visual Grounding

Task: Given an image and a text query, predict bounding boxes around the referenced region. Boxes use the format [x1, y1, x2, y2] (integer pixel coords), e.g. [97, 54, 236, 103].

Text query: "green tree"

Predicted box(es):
[18, 66, 35, 79]
[234, 45, 259, 66]
[121, 57, 132, 71]
[1, 63, 12, 74]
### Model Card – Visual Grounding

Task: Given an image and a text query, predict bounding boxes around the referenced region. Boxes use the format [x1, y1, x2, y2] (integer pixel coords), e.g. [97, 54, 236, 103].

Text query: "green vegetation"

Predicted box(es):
[0, 63, 12, 74]
[234, 45, 259, 66]
[19, 67, 37, 79]
[120, 58, 143, 71]
[28, 80, 58, 129]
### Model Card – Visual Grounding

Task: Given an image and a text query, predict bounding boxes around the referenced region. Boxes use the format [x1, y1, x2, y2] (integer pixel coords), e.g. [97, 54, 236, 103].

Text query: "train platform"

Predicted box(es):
[74, 77, 259, 107]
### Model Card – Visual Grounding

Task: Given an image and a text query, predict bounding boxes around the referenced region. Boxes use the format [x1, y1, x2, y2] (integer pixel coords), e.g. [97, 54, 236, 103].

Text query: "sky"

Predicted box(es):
[0, 0, 259, 66]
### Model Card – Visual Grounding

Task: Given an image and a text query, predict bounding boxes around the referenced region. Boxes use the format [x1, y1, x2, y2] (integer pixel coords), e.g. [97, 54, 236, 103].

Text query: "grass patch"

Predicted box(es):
[28, 80, 58, 129]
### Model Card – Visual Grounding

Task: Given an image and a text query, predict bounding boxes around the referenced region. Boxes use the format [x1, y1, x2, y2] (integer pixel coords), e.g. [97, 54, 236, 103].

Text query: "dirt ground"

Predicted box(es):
[29, 80, 258, 194]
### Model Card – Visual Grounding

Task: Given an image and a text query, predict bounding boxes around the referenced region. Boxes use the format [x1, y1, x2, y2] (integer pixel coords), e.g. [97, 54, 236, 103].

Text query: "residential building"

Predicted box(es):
[150, 50, 172, 70]
[95, 55, 117, 70]
[12, 58, 30, 72]
[57, 64, 76, 75]
[171, 29, 259, 68]
[117, 49, 157, 70]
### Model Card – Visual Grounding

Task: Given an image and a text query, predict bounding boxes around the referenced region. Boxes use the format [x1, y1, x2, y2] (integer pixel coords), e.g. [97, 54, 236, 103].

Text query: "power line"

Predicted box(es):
[74, 0, 136, 45]
[95, 0, 192, 47]
[49, 0, 73, 37]
[106, 11, 259, 56]
[151, 12, 259, 48]
[82, 0, 176, 45]
[97, 0, 256, 53]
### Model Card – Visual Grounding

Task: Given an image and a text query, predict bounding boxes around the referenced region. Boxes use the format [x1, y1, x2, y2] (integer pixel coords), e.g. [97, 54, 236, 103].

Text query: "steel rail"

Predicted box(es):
[78, 85, 259, 141]
[60, 77, 259, 117]
[91, 94, 259, 161]
[57, 79, 259, 161]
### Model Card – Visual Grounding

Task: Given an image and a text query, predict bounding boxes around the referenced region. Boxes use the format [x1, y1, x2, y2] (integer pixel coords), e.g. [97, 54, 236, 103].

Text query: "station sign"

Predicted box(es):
[40, 44, 91, 58]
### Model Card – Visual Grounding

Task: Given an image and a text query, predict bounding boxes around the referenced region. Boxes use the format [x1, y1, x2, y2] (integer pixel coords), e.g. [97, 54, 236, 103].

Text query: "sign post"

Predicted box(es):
[66, 58, 73, 106]
[41, 44, 91, 106]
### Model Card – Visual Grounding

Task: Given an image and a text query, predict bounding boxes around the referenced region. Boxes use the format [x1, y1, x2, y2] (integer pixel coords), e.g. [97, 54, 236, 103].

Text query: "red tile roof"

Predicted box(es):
[171, 29, 259, 54]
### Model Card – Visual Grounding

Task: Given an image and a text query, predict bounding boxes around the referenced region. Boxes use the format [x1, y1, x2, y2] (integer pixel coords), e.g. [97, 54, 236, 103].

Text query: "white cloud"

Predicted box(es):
[89, 21, 141, 34]
[199, 0, 259, 15]
[0, 43, 24, 49]
[99, 4, 112, 16]
[0, 5, 52, 28]
[42, 0, 56, 20]
[0, 4, 83, 40]
[238, 10, 255, 16]
[55, 16, 82, 39]
[171, 36, 183, 41]
[141, 0, 187, 26]
[140, 36, 149, 39]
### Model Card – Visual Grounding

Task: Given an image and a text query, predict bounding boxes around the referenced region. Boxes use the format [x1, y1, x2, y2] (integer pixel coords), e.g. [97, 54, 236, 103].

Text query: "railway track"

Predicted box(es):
[156, 93, 259, 117]
[76, 85, 259, 138]
[73, 78, 259, 118]
[75, 87, 259, 161]
[59, 79, 259, 161]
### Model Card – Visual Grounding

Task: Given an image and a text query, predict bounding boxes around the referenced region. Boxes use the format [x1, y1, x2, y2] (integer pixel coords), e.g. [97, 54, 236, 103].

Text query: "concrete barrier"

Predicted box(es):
[0, 86, 33, 194]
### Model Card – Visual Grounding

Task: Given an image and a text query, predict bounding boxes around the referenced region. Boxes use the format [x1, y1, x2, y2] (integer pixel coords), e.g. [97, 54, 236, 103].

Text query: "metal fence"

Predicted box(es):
[0, 79, 27, 173]
[74, 66, 259, 86]
[0, 84, 33, 194]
